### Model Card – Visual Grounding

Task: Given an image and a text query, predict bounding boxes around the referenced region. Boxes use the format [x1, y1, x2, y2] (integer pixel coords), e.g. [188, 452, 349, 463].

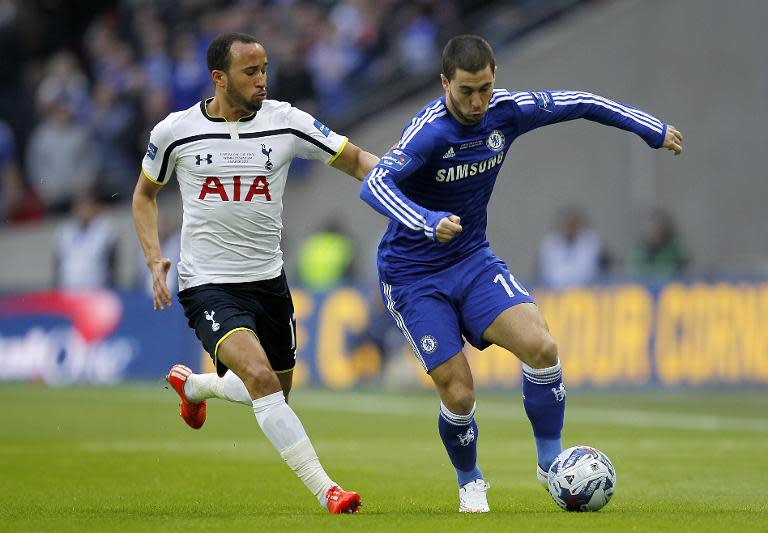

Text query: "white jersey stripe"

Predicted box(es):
[368, 169, 424, 230]
[552, 91, 663, 127]
[382, 282, 425, 370]
[366, 170, 421, 230]
[490, 95, 534, 109]
[401, 100, 443, 140]
[400, 108, 446, 148]
[372, 169, 426, 228]
[400, 101, 444, 144]
[552, 91, 663, 126]
[552, 96, 662, 133]
[552, 91, 663, 128]
[370, 169, 425, 229]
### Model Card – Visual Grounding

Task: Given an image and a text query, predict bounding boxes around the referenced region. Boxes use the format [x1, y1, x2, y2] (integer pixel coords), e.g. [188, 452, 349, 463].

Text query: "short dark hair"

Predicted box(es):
[441, 35, 495, 80]
[206, 32, 259, 73]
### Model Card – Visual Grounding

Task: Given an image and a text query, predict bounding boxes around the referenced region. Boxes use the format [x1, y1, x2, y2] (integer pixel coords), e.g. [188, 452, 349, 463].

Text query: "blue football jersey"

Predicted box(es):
[360, 89, 667, 284]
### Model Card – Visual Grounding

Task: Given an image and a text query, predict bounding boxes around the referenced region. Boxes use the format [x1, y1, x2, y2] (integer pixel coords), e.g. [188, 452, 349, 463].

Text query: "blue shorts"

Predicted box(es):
[379, 247, 535, 372]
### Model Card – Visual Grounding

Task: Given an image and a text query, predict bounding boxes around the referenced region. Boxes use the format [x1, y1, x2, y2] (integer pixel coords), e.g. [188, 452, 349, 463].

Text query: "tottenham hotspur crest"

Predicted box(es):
[486, 129, 505, 152]
[261, 143, 273, 170]
[204, 310, 220, 332]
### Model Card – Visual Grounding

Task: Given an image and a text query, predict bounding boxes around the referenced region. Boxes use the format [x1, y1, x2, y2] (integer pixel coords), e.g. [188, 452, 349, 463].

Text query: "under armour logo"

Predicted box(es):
[457, 427, 475, 447]
[552, 383, 566, 402]
[196, 154, 213, 165]
[261, 144, 273, 170]
[204, 310, 220, 332]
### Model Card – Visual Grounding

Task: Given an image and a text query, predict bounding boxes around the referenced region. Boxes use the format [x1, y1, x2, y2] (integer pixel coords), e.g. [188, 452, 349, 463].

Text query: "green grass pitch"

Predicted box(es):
[1, 384, 766, 531]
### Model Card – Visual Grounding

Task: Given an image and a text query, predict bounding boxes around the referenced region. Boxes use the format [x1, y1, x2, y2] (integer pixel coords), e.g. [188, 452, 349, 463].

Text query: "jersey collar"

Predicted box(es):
[199, 98, 257, 123]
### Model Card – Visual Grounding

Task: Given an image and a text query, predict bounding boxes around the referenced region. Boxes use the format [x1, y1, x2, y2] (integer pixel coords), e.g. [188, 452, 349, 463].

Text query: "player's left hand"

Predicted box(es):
[663, 125, 683, 155]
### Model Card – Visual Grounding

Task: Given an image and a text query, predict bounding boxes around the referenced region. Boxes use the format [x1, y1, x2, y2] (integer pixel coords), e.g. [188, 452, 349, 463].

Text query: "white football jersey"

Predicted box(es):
[141, 98, 348, 290]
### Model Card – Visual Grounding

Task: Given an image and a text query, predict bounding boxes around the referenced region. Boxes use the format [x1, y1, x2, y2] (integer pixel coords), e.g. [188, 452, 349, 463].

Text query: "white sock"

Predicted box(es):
[252, 391, 335, 508]
[184, 371, 251, 405]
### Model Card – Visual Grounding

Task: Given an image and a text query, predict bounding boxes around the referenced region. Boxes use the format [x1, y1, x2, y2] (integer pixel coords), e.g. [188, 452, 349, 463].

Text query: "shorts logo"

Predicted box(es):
[486, 130, 505, 152]
[420, 335, 437, 354]
[204, 310, 220, 332]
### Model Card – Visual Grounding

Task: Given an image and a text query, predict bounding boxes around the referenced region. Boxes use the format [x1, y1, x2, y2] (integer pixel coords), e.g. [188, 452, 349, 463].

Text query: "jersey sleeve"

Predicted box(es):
[141, 117, 177, 185]
[510, 90, 667, 148]
[359, 124, 450, 242]
[286, 106, 348, 165]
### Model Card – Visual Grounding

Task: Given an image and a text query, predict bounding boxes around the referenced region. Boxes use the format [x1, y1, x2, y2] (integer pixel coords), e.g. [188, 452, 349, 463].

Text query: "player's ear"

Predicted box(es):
[211, 69, 226, 88]
[440, 73, 449, 91]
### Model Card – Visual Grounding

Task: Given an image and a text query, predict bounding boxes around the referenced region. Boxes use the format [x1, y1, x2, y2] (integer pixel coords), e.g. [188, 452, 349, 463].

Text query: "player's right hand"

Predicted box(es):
[148, 258, 173, 310]
[436, 215, 462, 243]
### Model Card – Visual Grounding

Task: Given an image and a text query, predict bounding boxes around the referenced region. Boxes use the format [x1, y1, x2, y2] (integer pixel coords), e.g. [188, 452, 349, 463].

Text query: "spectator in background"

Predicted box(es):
[54, 190, 118, 289]
[35, 51, 90, 123]
[627, 208, 688, 279]
[396, 4, 440, 75]
[297, 218, 355, 290]
[0, 120, 40, 223]
[26, 90, 98, 214]
[169, 31, 210, 111]
[538, 206, 610, 289]
[89, 80, 141, 200]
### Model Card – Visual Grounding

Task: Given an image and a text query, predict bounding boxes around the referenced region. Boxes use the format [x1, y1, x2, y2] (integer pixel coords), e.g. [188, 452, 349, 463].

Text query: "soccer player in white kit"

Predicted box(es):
[132, 33, 378, 513]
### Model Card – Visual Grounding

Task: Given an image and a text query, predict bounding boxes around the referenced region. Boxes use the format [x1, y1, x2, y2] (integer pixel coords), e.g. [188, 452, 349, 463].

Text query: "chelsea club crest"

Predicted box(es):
[486, 129, 505, 152]
[420, 335, 438, 354]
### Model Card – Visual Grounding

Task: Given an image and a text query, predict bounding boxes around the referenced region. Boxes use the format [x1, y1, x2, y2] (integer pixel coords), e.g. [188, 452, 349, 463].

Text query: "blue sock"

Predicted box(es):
[438, 402, 483, 487]
[522, 360, 566, 471]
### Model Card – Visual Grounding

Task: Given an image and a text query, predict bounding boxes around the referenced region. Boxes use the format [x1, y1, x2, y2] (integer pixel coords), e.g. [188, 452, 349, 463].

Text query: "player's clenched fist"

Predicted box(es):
[662, 124, 683, 155]
[436, 215, 462, 243]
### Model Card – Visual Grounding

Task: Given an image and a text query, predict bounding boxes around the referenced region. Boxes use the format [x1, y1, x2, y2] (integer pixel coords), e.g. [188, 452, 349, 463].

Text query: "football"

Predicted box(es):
[547, 445, 616, 512]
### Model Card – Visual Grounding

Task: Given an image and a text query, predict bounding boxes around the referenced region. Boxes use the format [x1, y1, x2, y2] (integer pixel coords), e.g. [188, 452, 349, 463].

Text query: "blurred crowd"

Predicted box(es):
[0, 0, 507, 224]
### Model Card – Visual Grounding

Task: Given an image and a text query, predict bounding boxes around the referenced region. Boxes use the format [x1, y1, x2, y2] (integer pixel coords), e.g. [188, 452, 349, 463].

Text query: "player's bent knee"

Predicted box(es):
[444, 382, 476, 414]
[528, 335, 559, 369]
[239, 363, 280, 395]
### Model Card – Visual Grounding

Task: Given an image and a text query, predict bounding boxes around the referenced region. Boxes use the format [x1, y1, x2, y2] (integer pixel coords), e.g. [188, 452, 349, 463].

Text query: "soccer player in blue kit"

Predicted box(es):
[359, 35, 683, 512]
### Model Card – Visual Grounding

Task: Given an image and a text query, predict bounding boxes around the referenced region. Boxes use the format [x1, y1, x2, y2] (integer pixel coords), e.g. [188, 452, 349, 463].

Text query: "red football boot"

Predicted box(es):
[325, 485, 362, 514]
[165, 364, 206, 429]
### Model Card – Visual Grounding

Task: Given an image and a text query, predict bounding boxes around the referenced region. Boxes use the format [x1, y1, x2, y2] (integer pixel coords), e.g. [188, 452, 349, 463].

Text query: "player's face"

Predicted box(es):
[441, 66, 495, 125]
[223, 42, 268, 113]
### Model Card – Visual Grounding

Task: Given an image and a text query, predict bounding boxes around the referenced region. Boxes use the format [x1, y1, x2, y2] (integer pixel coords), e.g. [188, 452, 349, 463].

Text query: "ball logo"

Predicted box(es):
[420, 335, 437, 354]
[486, 130, 505, 152]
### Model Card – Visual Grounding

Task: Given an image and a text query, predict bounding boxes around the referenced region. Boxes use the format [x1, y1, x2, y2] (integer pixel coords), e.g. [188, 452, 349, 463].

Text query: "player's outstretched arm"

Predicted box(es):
[132, 172, 172, 310]
[514, 90, 677, 152]
[330, 142, 379, 181]
[662, 125, 683, 155]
